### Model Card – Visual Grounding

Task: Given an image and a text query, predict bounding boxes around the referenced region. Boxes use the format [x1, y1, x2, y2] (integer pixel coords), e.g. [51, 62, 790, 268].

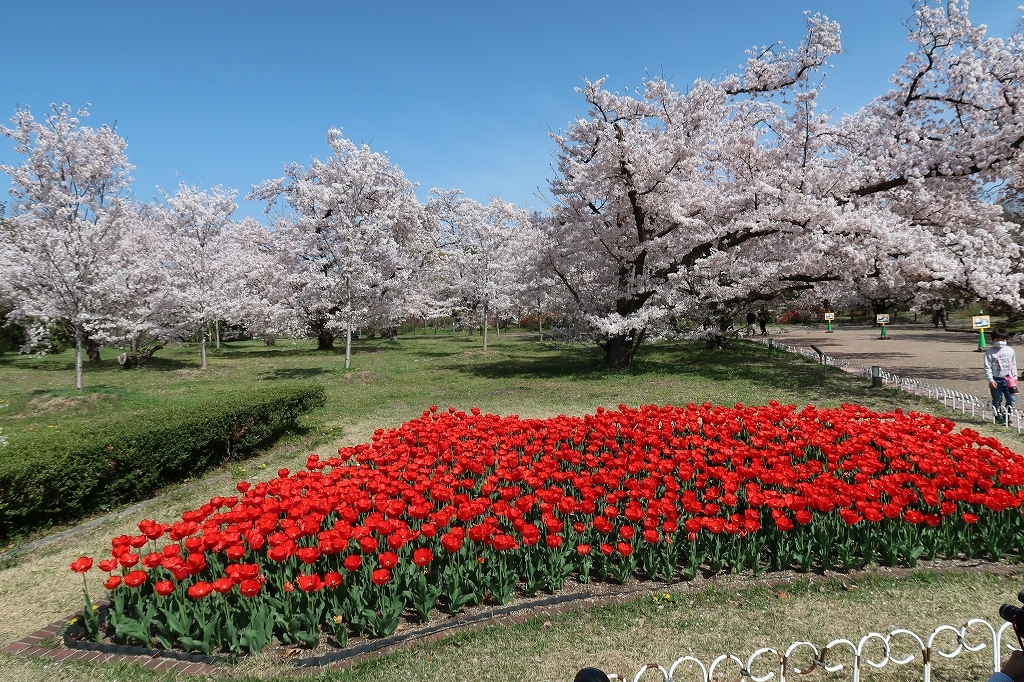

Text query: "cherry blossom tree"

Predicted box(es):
[546, 2, 1024, 368]
[157, 182, 239, 369]
[427, 190, 537, 349]
[224, 217, 306, 345]
[88, 205, 182, 368]
[0, 104, 132, 388]
[250, 129, 427, 368]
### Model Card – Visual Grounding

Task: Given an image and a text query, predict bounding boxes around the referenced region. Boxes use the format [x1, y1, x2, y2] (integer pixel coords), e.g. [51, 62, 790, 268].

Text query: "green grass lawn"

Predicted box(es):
[0, 329, 952, 447]
[0, 331, 1020, 682]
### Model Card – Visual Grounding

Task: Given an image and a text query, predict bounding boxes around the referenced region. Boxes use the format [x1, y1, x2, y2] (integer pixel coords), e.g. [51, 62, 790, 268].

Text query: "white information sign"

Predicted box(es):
[972, 315, 991, 330]
[876, 314, 889, 325]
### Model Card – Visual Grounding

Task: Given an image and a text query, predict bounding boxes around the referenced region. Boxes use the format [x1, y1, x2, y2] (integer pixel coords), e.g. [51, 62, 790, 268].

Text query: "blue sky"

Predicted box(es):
[0, 1, 1020, 220]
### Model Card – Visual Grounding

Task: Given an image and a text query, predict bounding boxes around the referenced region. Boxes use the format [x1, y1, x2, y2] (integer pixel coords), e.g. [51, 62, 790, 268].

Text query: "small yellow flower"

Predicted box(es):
[92, 605, 100, 611]
[332, 615, 345, 625]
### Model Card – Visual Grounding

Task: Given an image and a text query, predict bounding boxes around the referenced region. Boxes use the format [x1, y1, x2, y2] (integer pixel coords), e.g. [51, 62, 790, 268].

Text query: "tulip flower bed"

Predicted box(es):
[70, 402, 1024, 656]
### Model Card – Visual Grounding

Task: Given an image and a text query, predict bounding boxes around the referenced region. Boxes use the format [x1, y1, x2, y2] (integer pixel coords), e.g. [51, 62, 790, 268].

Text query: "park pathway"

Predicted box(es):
[769, 324, 992, 398]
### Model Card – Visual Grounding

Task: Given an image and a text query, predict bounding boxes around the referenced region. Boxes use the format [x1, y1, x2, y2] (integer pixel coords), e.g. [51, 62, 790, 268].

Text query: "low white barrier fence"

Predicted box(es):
[854, 365, 1024, 434]
[614, 618, 1014, 682]
[759, 338, 851, 371]
[759, 338, 1022, 434]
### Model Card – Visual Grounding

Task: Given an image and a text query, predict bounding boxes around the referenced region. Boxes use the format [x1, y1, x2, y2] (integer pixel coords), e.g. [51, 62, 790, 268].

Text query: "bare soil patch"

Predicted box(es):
[23, 393, 110, 415]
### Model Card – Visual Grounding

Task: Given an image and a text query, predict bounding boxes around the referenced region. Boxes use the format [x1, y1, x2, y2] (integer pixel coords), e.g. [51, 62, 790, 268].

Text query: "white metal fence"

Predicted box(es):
[759, 338, 851, 371]
[759, 338, 1023, 434]
[859, 365, 1024, 433]
[613, 618, 1014, 682]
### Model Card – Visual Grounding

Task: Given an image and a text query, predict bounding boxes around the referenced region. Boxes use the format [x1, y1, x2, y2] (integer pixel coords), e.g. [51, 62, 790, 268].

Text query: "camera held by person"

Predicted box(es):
[992, 592, 1024, 682]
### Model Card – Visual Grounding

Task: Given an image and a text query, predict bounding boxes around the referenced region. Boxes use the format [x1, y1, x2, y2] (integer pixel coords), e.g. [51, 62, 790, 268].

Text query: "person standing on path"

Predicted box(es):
[985, 328, 1019, 423]
[931, 300, 947, 329]
[757, 309, 770, 336]
[745, 310, 757, 337]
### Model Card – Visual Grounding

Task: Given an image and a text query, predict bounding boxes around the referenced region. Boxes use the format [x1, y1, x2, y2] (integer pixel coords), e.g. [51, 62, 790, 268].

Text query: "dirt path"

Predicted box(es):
[769, 323, 994, 398]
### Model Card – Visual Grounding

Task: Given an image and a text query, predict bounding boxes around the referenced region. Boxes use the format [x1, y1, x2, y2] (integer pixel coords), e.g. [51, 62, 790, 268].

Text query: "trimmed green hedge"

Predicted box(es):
[0, 382, 326, 541]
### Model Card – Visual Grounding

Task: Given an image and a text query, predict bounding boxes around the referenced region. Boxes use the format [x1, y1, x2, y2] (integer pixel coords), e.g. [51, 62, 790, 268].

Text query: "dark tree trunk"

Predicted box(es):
[600, 330, 645, 369]
[317, 330, 335, 350]
[705, 333, 729, 349]
[86, 338, 101, 363]
[703, 316, 734, 349]
[117, 341, 164, 369]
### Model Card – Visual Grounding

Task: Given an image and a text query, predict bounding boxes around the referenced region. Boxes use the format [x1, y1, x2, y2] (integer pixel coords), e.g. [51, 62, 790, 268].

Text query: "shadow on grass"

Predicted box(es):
[451, 339, 873, 398]
[658, 343, 879, 399]
[220, 346, 326, 359]
[261, 367, 336, 380]
[444, 344, 608, 380]
[138, 356, 191, 372]
[0, 354, 193, 373]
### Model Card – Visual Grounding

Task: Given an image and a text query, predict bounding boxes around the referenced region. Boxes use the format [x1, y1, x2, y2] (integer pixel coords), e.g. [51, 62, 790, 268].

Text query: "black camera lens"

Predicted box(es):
[1000, 604, 1023, 623]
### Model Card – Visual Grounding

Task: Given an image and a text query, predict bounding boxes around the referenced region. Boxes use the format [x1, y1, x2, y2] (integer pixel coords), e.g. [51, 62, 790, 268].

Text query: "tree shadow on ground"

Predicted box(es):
[137, 356, 191, 372]
[453, 339, 876, 401]
[0, 354, 192, 373]
[656, 343, 883, 401]
[447, 344, 609, 380]
[261, 367, 335, 381]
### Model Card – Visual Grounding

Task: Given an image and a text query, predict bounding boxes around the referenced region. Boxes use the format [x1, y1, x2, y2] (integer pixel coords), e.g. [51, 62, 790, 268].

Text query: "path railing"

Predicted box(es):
[853, 365, 1024, 433]
[759, 338, 1023, 433]
[612, 618, 1013, 682]
[758, 338, 851, 370]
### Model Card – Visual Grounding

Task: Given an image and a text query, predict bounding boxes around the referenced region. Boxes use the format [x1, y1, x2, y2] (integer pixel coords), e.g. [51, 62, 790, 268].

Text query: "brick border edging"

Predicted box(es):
[0, 589, 604, 675]
[4, 562, 1020, 676]
[1, 617, 216, 676]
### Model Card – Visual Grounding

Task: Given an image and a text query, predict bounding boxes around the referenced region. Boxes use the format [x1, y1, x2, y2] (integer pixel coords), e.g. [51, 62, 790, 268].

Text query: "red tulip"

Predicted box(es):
[295, 546, 321, 564]
[124, 570, 148, 588]
[239, 579, 261, 597]
[296, 574, 323, 592]
[187, 581, 213, 599]
[212, 577, 234, 594]
[378, 551, 399, 569]
[412, 548, 434, 567]
[440, 532, 463, 553]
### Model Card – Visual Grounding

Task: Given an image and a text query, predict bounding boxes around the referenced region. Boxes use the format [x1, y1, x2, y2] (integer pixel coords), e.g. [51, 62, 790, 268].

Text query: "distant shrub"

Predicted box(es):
[779, 310, 815, 324]
[0, 382, 325, 541]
